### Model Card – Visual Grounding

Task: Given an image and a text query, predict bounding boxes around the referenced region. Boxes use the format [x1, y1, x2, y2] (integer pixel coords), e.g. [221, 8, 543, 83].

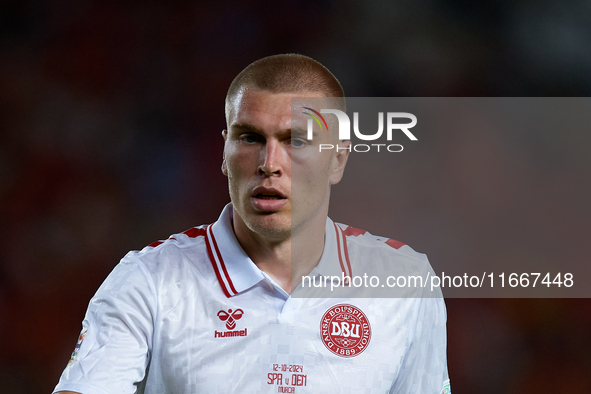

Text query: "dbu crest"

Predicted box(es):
[320, 304, 371, 358]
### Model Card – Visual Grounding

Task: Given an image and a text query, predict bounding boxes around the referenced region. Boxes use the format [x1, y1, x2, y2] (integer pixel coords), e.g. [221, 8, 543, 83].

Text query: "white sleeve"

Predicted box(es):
[53, 256, 157, 394]
[390, 295, 450, 394]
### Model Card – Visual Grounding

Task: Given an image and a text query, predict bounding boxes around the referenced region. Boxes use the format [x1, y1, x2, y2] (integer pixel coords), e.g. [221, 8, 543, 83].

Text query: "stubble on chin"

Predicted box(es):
[232, 198, 292, 241]
[244, 214, 292, 242]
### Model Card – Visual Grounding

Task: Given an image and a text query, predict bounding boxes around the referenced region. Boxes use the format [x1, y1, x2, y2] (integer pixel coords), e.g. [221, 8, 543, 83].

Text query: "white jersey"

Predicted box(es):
[54, 204, 450, 394]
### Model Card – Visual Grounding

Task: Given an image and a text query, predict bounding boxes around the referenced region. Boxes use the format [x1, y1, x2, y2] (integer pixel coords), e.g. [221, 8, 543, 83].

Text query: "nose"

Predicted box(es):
[258, 139, 286, 176]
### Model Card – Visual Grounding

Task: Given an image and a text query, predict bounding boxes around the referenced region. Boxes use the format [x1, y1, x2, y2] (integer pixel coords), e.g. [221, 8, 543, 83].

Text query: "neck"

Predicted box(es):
[232, 207, 327, 295]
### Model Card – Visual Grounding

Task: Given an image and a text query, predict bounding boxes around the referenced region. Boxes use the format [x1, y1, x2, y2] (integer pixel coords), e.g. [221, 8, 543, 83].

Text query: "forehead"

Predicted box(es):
[227, 87, 327, 130]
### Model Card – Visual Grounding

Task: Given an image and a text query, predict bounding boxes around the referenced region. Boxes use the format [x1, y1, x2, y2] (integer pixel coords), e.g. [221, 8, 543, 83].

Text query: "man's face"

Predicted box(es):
[223, 87, 349, 241]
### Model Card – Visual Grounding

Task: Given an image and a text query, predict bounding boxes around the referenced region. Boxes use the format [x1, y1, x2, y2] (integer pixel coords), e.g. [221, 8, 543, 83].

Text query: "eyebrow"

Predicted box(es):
[230, 122, 265, 134]
[231, 122, 297, 140]
[291, 127, 318, 139]
[231, 122, 317, 139]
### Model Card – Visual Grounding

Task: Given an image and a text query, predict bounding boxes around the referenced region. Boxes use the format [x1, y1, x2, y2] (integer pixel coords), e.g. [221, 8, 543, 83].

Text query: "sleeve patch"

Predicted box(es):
[68, 329, 87, 365]
[441, 379, 451, 394]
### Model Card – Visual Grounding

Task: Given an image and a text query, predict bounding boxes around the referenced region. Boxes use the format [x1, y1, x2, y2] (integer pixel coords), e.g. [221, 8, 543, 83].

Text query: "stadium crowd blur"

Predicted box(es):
[1, 1, 590, 392]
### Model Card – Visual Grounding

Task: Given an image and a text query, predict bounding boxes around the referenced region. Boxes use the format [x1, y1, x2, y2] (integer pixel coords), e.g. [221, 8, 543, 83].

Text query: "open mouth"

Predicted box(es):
[253, 193, 286, 200]
[251, 187, 287, 200]
[250, 188, 288, 211]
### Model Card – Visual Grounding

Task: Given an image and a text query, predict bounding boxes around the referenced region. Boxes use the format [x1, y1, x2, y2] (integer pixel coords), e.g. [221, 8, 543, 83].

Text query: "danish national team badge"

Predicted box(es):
[320, 304, 371, 357]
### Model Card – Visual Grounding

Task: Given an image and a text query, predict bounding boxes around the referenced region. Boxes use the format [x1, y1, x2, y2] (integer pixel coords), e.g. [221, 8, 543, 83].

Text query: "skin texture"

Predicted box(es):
[223, 87, 350, 292]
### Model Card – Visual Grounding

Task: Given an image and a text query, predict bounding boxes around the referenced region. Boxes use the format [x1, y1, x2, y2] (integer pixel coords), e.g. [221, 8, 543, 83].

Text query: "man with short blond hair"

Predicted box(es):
[54, 54, 450, 394]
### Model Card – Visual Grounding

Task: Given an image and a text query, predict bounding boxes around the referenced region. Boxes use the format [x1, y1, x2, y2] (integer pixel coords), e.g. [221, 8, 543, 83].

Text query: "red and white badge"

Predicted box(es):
[320, 304, 371, 358]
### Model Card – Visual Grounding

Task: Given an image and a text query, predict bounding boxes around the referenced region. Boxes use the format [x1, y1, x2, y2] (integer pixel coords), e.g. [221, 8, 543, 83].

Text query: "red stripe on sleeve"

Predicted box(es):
[183, 227, 207, 238]
[385, 238, 406, 249]
[341, 226, 367, 237]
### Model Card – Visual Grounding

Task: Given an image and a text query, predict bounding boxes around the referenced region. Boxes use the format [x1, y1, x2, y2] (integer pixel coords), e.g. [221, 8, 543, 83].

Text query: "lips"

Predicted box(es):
[251, 187, 286, 199]
[250, 187, 288, 212]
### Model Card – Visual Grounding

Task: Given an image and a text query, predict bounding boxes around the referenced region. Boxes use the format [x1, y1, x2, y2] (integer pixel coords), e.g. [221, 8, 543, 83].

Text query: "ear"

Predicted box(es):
[329, 140, 351, 185]
[221, 129, 228, 176]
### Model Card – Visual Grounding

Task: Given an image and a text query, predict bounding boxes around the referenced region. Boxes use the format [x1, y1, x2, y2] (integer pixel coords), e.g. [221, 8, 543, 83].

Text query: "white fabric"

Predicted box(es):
[54, 204, 449, 393]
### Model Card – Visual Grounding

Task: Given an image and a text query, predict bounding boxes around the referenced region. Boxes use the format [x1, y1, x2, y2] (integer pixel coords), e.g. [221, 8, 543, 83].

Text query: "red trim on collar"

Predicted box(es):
[334, 223, 352, 283]
[205, 224, 238, 298]
[210, 225, 238, 295]
[341, 229, 353, 278]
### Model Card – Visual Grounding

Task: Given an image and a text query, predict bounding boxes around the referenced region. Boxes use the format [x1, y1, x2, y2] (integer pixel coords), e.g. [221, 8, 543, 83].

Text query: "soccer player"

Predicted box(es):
[54, 54, 450, 393]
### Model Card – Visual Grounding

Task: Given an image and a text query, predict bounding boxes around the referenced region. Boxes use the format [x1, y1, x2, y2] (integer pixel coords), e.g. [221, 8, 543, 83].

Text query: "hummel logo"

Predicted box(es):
[215, 309, 248, 338]
[217, 309, 243, 330]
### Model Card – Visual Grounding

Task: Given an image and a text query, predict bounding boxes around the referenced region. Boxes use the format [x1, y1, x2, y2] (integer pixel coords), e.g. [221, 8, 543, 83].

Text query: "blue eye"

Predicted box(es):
[241, 134, 262, 143]
[291, 139, 306, 147]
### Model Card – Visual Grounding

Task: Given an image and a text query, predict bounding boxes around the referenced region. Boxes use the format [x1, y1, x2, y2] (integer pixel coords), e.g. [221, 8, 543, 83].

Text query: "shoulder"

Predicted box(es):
[334, 222, 434, 280]
[118, 224, 212, 284]
[336, 223, 428, 262]
[142, 226, 209, 251]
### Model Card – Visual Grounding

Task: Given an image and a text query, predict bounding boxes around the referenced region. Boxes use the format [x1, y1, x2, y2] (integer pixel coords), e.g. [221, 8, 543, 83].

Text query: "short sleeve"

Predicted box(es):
[53, 256, 157, 394]
[390, 294, 450, 394]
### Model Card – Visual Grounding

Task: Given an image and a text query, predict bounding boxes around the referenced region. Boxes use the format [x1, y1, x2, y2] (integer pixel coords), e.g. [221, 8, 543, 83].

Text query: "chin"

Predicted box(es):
[245, 215, 291, 240]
